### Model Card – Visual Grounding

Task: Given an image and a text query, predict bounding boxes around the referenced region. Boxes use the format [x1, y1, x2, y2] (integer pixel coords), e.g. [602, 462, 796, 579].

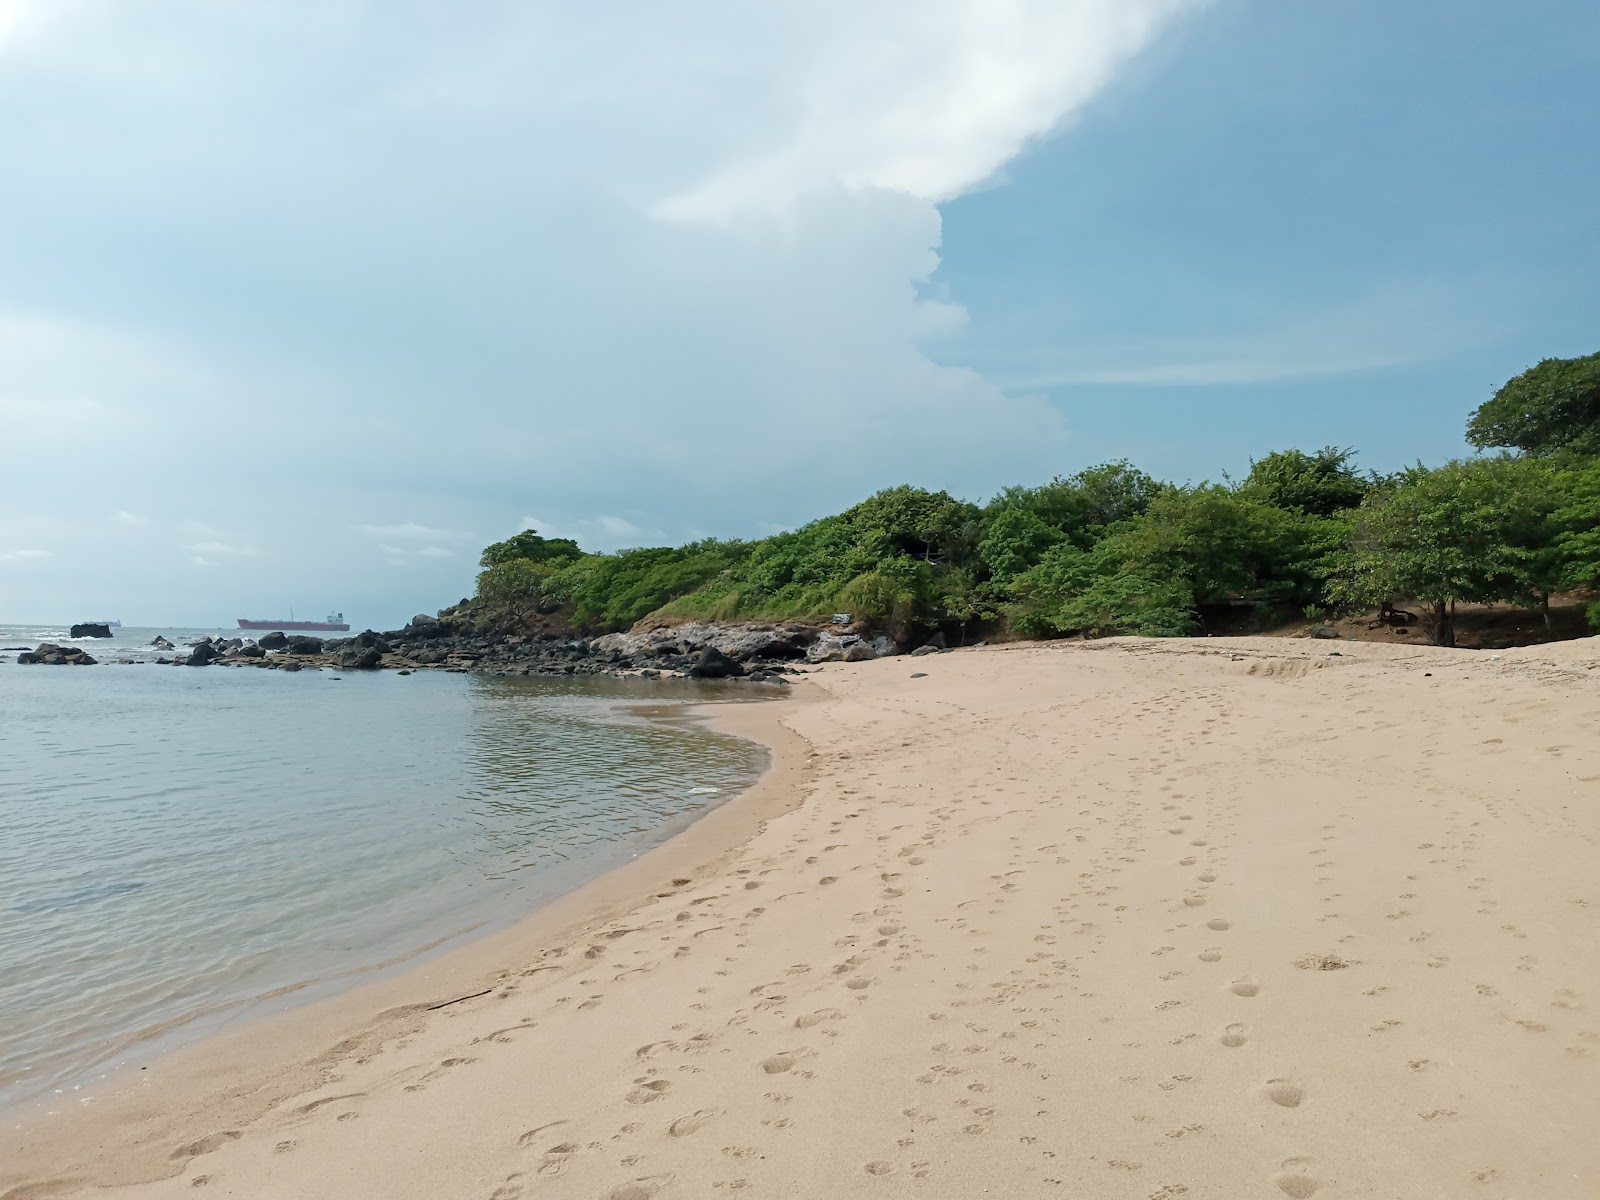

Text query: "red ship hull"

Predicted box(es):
[237, 619, 351, 631]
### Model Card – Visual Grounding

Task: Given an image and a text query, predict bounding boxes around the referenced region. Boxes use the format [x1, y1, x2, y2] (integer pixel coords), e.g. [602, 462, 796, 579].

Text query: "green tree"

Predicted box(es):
[1009, 541, 1196, 638]
[1240, 447, 1369, 516]
[842, 486, 982, 566]
[985, 461, 1157, 548]
[1466, 352, 1600, 456]
[476, 559, 564, 626]
[1327, 457, 1561, 646]
[479, 528, 585, 569]
[978, 507, 1063, 583]
[1105, 485, 1331, 608]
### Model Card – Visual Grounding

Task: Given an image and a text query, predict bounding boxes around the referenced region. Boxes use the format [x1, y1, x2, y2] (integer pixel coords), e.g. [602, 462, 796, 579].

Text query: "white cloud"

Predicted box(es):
[0, 1, 1204, 625]
[655, 1, 1203, 222]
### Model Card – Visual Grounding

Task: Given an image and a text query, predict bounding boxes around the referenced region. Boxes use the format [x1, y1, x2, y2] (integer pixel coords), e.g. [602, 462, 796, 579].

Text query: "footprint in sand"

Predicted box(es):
[1197, 872, 1217, 883]
[170, 1132, 242, 1161]
[606, 1174, 675, 1200]
[1183, 895, 1207, 907]
[626, 1079, 673, 1104]
[1178, 857, 1198, 866]
[1263, 1080, 1305, 1108]
[864, 1161, 895, 1175]
[668, 1109, 721, 1137]
[1198, 948, 1223, 963]
[537, 1143, 580, 1176]
[1275, 1157, 1321, 1197]
[795, 1008, 843, 1029]
[1206, 919, 1231, 931]
[1230, 977, 1261, 997]
[1220, 1023, 1248, 1047]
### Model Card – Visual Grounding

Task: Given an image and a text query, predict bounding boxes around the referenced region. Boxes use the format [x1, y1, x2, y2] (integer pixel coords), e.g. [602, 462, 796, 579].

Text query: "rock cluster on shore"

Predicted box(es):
[15, 615, 947, 678]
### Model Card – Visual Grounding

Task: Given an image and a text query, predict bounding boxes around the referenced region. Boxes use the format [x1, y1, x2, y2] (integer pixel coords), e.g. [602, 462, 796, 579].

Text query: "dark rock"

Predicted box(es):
[910, 672, 928, 678]
[339, 646, 383, 670]
[869, 635, 900, 658]
[188, 641, 219, 665]
[150, 636, 175, 651]
[842, 642, 877, 662]
[689, 646, 746, 678]
[257, 631, 289, 650]
[17, 651, 38, 664]
[70, 623, 113, 638]
[351, 629, 390, 651]
[924, 631, 948, 649]
[236, 644, 266, 658]
[281, 660, 303, 672]
[909, 645, 942, 657]
[1308, 625, 1341, 640]
[397, 669, 412, 676]
[287, 635, 324, 655]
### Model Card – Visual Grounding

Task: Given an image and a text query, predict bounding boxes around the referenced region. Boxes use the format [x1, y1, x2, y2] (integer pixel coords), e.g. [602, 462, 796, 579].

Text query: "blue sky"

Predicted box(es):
[1, 1, 1595, 627]
[932, 0, 1600, 482]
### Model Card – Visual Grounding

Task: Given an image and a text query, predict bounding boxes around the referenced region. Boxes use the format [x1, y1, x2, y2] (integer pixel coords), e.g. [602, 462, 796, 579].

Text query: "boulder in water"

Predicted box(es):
[257, 631, 289, 650]
[70, 623, 113, 639]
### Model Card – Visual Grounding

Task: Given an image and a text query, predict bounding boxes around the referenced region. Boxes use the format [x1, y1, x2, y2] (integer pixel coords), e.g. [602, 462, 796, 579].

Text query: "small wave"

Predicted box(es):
[13, 882, 146, 915]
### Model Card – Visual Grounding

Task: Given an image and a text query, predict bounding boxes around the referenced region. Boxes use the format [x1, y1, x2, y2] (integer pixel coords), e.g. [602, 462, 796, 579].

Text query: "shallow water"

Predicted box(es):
[0, 627, 767, 1108]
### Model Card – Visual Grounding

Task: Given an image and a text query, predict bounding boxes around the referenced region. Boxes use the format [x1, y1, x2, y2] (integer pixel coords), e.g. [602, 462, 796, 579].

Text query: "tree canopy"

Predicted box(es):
[1466, 352, 1600, 456]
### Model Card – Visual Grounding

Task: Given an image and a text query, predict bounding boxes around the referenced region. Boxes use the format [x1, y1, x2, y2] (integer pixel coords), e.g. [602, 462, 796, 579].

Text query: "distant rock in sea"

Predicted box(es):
[70, 623, 112, 639]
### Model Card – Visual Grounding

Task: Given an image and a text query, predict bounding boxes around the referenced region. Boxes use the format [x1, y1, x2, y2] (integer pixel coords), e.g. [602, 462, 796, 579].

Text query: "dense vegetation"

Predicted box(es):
[473, 354, 1600, 648]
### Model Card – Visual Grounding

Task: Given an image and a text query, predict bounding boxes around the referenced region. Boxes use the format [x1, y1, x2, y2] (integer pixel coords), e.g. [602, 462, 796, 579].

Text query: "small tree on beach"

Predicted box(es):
[1327, 457, 1560, 646]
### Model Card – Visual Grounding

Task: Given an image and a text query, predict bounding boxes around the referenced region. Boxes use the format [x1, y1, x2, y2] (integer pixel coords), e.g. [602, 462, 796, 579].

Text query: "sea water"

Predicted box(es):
[0, 626, 768, 1108]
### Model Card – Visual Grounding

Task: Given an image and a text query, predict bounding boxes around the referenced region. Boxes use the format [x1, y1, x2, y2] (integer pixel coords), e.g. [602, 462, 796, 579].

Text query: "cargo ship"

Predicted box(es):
[237, 612, 350, 632]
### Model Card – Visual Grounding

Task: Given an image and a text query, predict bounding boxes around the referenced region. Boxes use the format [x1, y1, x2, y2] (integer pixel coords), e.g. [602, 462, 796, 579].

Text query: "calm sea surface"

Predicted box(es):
[0, 625, 768, 1110]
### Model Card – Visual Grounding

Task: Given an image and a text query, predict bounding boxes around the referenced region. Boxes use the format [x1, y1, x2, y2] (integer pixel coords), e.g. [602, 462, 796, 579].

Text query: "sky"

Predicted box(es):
[2, 0, 1596, 628]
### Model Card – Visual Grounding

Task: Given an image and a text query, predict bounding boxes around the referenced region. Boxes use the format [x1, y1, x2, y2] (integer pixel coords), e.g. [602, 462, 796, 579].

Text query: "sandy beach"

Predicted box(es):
[5, 636, 1598, 1200]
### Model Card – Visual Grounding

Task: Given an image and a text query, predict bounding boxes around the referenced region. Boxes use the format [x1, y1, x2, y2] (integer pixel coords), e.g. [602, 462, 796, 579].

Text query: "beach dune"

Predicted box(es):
[5, 636, 1598, 1199]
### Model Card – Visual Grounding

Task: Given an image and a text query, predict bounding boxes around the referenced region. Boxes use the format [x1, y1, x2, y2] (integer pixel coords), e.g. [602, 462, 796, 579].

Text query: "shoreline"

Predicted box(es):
[6, 636, 1598, 1199]
[0, 685, 814, 1191]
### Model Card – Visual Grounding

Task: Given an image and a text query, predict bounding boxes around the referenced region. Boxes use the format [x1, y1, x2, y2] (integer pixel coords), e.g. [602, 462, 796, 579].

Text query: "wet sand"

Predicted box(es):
[5, 636, 1598, 1199]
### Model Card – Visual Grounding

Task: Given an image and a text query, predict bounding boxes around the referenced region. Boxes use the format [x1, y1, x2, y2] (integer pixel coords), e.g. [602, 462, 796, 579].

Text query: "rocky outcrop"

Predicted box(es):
[70, 623, 113, 639]
[150, 636, 175, 651]
[173, 618, 939, 681]
[688, 646, 745, 679]
[187, 641, 219, 665]
[592, 623, 811, 663]
[18, 643, 96, 665]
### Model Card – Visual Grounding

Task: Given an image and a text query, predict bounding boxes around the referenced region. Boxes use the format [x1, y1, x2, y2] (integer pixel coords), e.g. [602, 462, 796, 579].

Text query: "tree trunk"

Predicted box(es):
[1541, 591, 1552, 631]
[1428, 598, 1455, 647]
